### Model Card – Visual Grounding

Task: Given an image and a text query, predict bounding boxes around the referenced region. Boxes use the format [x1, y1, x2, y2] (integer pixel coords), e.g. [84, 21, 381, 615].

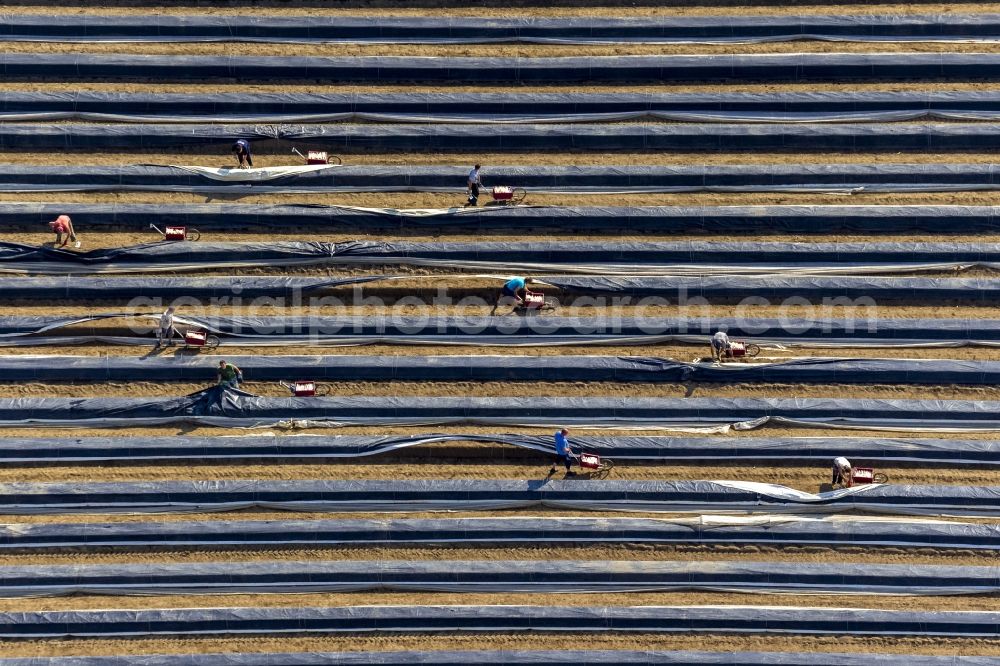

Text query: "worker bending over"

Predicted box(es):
[832, 456, 853, 488]
[547, 428, 578, 478]
[490, 276, 536, 315]
[156, 307, 177, 348]
[232, 139, 253, 169]
[48, 215, 80, 248]
[217, 360, 243, 388]
[711, 331, 732, 362]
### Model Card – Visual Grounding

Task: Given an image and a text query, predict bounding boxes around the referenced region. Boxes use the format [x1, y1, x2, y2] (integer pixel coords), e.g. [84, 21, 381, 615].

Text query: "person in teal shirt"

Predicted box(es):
[491, 276, 534, 314]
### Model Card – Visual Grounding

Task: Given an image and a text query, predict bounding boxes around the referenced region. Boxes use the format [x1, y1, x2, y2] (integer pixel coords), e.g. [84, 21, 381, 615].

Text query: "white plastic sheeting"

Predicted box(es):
[168, 164, 341, 181]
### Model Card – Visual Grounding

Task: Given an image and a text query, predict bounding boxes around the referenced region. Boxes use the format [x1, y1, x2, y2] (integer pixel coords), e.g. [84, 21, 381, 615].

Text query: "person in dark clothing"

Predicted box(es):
[232, 139, 253, 169]
[465, 164, 482, 207]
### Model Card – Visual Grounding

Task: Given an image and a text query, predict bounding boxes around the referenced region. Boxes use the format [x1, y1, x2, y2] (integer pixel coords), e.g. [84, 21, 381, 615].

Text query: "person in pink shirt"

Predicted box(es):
[48, 215, 80, 248]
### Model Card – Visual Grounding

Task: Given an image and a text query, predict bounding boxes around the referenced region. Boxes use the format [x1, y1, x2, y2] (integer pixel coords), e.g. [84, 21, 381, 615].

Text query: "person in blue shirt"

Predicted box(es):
[231, 139, 253, 169]
[490, 276, 535, 314]
[547, 428, 577, 477]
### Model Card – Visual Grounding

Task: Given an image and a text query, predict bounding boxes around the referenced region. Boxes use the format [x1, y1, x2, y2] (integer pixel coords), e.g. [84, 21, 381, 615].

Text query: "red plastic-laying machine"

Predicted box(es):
[492, 186, 514, 202]
[521, 290, 547, 310]
[292, 147, 342, 165]
[164, 226, 188, 241]
[184, 330, 209, 347]
[851, 467, 875, 485]
[488, 186, 526, 206]
[290, 380, 317, 397]
[728, 341, 749, 358]
[150, 223, 200, 242]
[579, 452, 603, 470]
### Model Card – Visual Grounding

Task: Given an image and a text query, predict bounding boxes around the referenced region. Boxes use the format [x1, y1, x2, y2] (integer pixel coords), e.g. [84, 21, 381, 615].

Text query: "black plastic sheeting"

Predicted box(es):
[11, 53, 1000, 83]
[0, 433, 997, 466]
[12, 313, 1000, 348]
[10, 123, 1000, 152]
[3, 652, 994, 666]
[13, 91, 1000, 123]
[17, 355, 1000, 387]
[0, 241, 347, 274]
[1, 389, 1000, 431]
[10, 91, 1000, 124]
[0, 605, 995, 639]
[7, 14, 1000, 45]
[1, 240, 998, 275]
[1, 479, 999, 517]
[14, 90, 1000, 117]
[0, 559, 994, 597]
[5, 166, 1000, 198]
[7, 203, 1000, 235]
[544, 275, 1000, 301]
[2, 516, 997, 552]
[4, 275, 1000, 304]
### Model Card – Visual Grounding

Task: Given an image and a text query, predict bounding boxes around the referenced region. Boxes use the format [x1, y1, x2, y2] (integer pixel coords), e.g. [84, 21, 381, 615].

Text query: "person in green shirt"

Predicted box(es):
[217, 360, 243, 389]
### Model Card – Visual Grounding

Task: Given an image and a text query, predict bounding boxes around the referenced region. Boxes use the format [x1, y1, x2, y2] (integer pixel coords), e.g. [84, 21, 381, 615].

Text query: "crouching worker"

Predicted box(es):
[217, 360, 243, 389]
[547, 428, 577, 478]
[48, 215, 80, 249]
[156, 307, 177, 348]
[832, 456, 853, 488]
[232, 139, 253, 169]
[711, 330, 732, 362]
[490, 276, 534, 315]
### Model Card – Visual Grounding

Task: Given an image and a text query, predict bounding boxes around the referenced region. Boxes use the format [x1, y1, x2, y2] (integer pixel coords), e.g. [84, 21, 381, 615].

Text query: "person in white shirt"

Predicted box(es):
[156, 306, 177, 347]
[832, 456, 853, 487]
[466, 164, 482, 207]
[711, 331, 732, 361]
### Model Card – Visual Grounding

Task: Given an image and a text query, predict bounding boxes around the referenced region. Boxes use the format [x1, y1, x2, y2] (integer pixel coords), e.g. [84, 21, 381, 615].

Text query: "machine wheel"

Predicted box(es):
[512, 188, 527, 204]
[593, 459, 615, 480]
[518, 304, 557, 316]
[745, 343, 761, 357]
[203, 335, 221, 349]
[511, 300, 558, 316]
[279, 381, 332, 396]
[327, 155, 343, 166]
[873, 472, 889, 484]
[186, 228, 202, 242]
